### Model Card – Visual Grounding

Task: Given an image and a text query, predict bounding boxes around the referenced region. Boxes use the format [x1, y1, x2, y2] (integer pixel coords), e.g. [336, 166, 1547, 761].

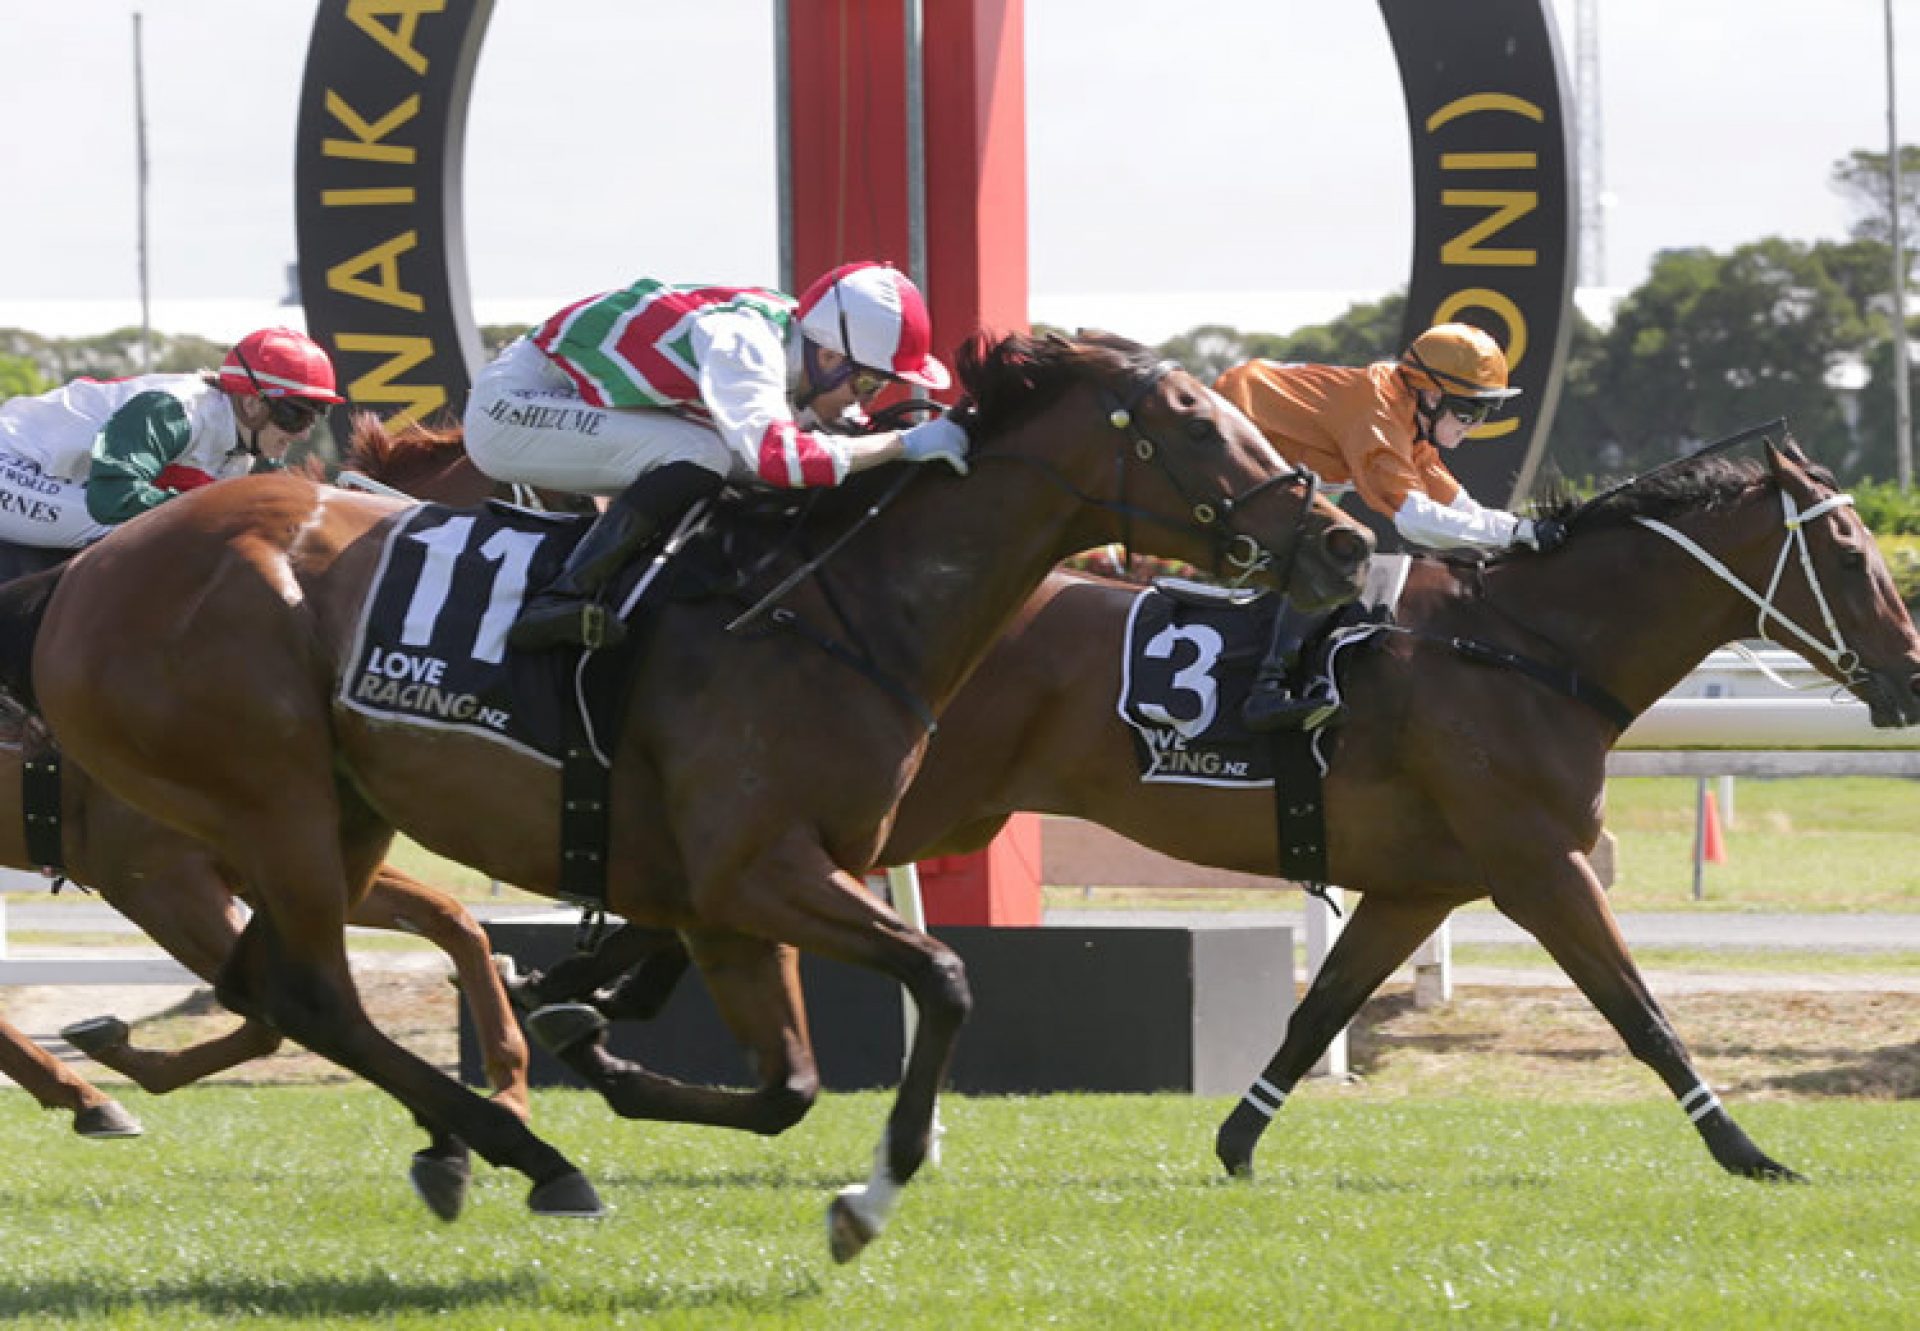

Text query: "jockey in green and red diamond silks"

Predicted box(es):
[526, 279, 851, 488]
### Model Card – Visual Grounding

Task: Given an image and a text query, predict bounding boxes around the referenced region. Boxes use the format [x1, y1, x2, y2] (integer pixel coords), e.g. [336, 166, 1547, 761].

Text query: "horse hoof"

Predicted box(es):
[826, 1194, 877, 1264]
[526, 1003, 607, 1056]
[61, 1016, 131, 1058]
[527, 1170, 605, 1218]
[1214, 1126, 1256, 1180]
[493, 953, 543, 1015]
[410, 1149, 473, 1222]
[72, 1100, 143, 1139]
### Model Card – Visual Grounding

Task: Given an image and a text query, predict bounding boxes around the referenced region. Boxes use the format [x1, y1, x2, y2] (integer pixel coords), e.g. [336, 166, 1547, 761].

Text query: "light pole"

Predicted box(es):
[1888, 0, 1914, 490]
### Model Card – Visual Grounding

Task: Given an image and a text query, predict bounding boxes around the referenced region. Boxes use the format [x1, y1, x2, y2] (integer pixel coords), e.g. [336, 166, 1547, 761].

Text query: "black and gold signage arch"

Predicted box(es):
[295, 0, 1574, 506]
[295, 0, 494, 429]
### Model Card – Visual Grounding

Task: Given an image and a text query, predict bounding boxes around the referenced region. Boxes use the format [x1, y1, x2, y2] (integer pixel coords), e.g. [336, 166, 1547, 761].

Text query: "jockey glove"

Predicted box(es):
[1515, 516, 1568, 553]
[900, 415, 972, 476]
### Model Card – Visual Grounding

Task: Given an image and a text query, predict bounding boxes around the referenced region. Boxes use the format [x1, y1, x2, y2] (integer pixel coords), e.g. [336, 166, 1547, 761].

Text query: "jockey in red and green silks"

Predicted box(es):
[462, 261, 972, 652]
[0, 327, 340, 549]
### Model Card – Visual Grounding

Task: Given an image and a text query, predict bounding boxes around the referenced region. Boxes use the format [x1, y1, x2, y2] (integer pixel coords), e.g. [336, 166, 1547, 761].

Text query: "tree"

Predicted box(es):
[1571, 240, 1865, 475]
[0, 353, 48, 399]
[1153, 293, 1408, 383]
[1829, 146, 1920, 252]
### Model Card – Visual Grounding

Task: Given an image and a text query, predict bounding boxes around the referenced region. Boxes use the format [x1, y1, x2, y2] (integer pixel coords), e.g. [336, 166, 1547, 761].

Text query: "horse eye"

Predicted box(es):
[1839, 547, 1866, 571]
[1185, 417, 1215, 444]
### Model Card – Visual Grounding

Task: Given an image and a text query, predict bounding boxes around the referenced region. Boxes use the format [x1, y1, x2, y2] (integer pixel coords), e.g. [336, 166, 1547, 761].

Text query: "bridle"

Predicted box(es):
[1632, 485, 1865, 686]
[1017, 357, 1321, 587]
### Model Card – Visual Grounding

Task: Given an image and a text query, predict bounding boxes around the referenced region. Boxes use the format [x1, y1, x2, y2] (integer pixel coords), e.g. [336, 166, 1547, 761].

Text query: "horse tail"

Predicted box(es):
[0, 563, 68, 714]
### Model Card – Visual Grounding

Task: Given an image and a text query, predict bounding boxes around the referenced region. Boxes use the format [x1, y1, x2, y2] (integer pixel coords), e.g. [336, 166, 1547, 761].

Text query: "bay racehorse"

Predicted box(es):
[397, 434, 1917, 1187]
[0, 331, 1375, 1259]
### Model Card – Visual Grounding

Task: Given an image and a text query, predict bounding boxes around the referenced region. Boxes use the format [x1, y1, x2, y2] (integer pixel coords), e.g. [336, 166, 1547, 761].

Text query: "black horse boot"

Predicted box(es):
[508, 462, 722, 652]
[1240, 598, 1341, 732]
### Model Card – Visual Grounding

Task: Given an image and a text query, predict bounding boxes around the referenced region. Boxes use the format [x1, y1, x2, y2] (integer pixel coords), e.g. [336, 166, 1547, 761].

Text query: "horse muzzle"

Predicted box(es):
[1857, 666, 1920, 729]
[1292, 523, 1375, 611]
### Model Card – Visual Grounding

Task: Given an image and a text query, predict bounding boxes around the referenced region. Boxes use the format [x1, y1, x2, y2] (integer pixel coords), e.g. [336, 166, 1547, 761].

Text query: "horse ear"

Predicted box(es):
[1764, 433, 1812, 478]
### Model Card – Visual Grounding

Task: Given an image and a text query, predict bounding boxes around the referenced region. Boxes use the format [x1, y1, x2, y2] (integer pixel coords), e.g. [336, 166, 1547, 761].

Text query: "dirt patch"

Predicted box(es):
[7, 961, 1915, 1101]
[1344, 983, 1919, 1101]
[4, 956, 466, 1090]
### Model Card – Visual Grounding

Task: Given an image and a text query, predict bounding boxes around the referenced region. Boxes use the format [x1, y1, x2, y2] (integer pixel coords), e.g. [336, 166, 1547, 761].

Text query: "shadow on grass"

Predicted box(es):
[0, 1274, 540, 1322]
[1740, 1039, 1920, 1099]
[0, 1270, 826, 1320]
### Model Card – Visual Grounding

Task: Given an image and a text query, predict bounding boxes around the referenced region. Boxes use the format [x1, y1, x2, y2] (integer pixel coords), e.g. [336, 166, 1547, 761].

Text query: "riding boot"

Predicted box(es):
[508, 462, 722, 652]
[1240, 598, 1341, 732]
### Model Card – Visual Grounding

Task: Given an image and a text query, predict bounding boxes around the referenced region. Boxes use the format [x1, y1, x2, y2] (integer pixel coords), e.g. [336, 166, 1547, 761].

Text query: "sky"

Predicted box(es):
[0, 1, 1913, 342]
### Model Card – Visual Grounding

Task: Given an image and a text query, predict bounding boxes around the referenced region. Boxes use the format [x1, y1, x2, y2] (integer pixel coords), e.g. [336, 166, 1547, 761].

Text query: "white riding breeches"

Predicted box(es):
[0, 452, 110, 548]
[464, 338, 741, 497]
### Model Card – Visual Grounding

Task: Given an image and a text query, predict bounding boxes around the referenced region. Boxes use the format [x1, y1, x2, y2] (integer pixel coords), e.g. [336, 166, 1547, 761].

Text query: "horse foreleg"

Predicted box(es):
[351, 867, 531, 1121]
[698, 836, 970, 1264]
[534, 926, 820, 1133]
[0, 1013, 141, 1136]
[1216, 891, 1455, 1179]
[1490, 848, 1801, 1182]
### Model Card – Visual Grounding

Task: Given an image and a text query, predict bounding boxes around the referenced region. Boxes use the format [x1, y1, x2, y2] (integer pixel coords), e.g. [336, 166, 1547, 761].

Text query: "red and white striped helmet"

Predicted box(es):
[218, 327, 344, 403]
[796, 262, 950, 391]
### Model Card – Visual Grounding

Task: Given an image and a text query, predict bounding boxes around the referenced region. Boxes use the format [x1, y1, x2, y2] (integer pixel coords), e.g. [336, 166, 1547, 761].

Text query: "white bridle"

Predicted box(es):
[1632, 488, 1863, 687]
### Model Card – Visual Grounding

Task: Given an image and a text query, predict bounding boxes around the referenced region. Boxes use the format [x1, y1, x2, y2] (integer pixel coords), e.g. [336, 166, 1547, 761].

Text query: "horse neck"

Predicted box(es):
[1482, 516, 1770, 716]
[847, 408, 1133, 712]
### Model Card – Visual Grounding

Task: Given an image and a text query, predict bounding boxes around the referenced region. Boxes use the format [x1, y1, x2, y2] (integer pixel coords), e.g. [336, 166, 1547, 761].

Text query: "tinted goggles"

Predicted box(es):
[264, 396, 324, 432]
[1438, 395, 1496, 428]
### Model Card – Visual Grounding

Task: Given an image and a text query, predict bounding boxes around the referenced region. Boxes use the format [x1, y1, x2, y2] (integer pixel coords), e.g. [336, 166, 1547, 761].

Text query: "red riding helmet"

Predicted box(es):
[218, 327, 344, 403]
[796, 262, 950, 391]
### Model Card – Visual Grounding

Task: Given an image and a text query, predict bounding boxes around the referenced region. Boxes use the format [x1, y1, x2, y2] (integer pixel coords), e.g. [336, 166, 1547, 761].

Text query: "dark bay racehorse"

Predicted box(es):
[902, 438, 1920, 1184]
[0, 331, 1374, 1259]
[385, 434, 1915, 1187]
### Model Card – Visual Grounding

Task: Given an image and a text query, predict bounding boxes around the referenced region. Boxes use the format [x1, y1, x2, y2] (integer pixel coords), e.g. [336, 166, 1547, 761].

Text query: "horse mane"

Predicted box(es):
[1543, 435, 1833, 532]
[341, 411, 468, 477]
[955, 328, 1162, 439]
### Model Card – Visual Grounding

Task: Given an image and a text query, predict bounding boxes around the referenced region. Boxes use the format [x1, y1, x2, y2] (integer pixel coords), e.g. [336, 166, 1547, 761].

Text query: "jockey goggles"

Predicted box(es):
[1438, 395, 1497, 428]
[231, 348, 326, 431]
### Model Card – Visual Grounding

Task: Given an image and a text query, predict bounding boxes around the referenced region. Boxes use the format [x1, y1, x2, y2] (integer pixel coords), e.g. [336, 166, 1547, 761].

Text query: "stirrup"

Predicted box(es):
[1241, 684, 1341, 733]
[507, 599, 628, 653]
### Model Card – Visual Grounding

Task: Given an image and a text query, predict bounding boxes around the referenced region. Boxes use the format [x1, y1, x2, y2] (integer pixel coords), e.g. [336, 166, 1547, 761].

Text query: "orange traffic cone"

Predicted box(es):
[1702, 790, 1728, 864]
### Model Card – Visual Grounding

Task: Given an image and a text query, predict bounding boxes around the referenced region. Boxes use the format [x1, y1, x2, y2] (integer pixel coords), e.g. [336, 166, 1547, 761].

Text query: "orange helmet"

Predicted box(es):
[1399, 323, 1520, 402]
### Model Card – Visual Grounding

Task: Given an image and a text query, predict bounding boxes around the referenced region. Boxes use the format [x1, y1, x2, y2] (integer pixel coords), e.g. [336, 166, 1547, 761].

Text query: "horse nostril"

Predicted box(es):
[1328, 527, 1374, 568]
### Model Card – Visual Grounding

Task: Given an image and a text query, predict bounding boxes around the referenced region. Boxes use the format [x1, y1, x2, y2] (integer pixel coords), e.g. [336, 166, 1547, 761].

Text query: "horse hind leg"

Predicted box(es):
[212, 826, 601, 1220]
[531, 927, 819, 1136]
[1216, 891, 1455, 1178]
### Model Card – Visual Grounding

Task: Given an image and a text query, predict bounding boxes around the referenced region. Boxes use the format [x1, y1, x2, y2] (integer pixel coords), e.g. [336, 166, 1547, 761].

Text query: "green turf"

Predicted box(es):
[0, 1088, 1911, 1329]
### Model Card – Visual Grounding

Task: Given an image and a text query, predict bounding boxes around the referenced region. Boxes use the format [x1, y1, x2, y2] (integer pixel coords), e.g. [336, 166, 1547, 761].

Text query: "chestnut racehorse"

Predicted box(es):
[0, 331, 1374, 1259]
[384, 434, 1919, 1188]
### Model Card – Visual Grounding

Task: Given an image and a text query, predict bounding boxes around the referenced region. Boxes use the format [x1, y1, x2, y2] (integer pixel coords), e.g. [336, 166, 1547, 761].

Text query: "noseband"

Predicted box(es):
[1633, 486, 1864, 684]
[1097, 360, 1319, 585]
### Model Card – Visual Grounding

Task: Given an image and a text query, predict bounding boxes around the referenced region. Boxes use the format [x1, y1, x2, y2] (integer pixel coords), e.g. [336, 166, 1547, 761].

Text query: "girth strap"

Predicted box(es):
[21, 741, 62, 873]
[1445, 636, 1637, 732]
[1262, 729, 1331, 892]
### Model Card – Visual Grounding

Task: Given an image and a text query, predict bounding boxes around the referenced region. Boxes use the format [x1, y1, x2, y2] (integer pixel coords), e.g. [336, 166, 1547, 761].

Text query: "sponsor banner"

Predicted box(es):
[1381, 0, 1576, 518]
[294, 1, 496, 428]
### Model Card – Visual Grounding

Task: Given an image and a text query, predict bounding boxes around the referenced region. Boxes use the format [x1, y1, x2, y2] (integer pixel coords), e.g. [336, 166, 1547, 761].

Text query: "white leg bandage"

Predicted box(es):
[1678, 1082, 1722, 1123]
[1242, 1077, 1289, 1120]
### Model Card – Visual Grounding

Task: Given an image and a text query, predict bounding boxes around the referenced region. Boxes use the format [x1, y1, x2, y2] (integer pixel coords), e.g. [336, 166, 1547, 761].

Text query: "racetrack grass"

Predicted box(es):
[0, 1088, 1911, 1330]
